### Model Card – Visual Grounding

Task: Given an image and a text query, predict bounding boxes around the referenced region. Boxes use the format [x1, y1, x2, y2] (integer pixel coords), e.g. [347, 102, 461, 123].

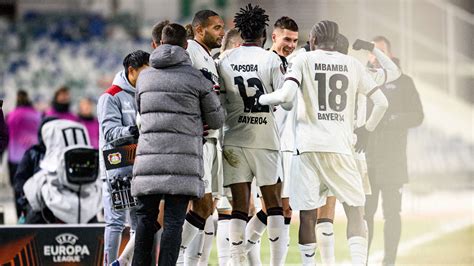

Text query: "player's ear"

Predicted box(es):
[271, 32, 277, 42]
[195, 24, 204, 37]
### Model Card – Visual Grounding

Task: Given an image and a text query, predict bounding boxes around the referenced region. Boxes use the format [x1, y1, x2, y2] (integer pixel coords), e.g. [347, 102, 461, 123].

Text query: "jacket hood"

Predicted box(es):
[112, 70, 135, 93]
[150, 44, 191, 69]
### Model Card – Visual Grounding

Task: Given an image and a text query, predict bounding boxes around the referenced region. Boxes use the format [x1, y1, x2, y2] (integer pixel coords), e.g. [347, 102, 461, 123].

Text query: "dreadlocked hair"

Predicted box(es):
[234, 4, 269, 41]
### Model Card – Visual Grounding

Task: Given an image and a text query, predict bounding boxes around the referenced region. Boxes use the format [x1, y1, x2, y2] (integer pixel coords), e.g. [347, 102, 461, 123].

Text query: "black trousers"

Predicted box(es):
[365, 172, 403, 266]
[8, 162, 21, 218]
[132, 194, 190, 266]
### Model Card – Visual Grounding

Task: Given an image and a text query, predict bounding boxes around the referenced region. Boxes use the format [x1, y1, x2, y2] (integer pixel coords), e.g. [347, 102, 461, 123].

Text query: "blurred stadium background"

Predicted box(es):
[0, 0, 472, 265]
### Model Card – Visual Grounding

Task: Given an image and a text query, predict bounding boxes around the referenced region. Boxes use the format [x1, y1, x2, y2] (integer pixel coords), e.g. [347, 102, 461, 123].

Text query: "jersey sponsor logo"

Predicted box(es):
[237, 115, 268, 125]
[305, 252, 316, 257]
[315, 63, 348, 72]
[318, 113, 345, 121]
[231, 64, 258, 72]
[231, 241, 243, 246]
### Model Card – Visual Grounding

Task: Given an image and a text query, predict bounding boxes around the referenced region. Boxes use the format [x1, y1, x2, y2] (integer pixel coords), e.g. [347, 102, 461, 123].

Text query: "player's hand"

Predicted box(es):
[129, 125, 139, 139]
[352, 39, 375, 52]
[354, 126, 370, 153]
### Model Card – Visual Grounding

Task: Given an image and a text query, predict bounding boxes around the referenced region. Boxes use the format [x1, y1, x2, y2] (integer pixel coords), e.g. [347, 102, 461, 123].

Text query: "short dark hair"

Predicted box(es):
[151, 20, 170, 43]
[192, 10, 219, 28]
[123, 50, 150, 76]
[274, 16, 298, 32]
[161, 23, 187, 48]
[17, 89, 31, 107]
[53, 86, 69, 102]
[184, 23, 194, 40]
[234, 4, 269, 41]
[372, 35, 391, 52]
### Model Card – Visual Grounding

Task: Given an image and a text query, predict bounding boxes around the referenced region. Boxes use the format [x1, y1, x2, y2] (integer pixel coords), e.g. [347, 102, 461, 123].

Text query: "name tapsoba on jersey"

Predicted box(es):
[218, 45, 285, 150]
[187, 39, 220, 139]
[286, 50, 377, 155]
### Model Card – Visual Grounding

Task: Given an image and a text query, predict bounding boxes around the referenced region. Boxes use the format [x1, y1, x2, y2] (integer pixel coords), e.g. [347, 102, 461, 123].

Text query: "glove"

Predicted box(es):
[212, 84, 221, 95]
[253, 89, 264, 109]
[200, 69, 214, 83]
[354, 126, 370, 153]
[352, 39, 375, 52]
[129, 125, 139, 139]
[203, 124, 209, 137]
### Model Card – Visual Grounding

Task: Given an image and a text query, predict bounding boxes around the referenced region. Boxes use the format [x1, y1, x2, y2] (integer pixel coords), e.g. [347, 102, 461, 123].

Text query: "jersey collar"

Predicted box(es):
[192, 39, 211, 56]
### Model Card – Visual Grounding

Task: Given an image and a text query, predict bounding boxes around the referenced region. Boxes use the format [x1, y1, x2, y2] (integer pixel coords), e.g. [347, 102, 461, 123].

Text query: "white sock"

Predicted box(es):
[247, 239, 262, 266]
[229, 218, 247, 265]
[267, 215, 286, 266]
[299, 243, 317, 266]
[245, 214, 267, 252]
[316, 222, 335, 266]
[216, 219, 230, 266]
[184, 231, 203, 265]
[116, 233, 135, 265]
[199, 216, 215, 265]
[348, 236, 368, 265]
[281, 221, 291, 264]
[177, 220, 201, 264]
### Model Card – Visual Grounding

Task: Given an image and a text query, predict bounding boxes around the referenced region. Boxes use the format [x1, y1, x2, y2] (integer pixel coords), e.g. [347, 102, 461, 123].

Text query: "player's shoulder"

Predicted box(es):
[104, 85, 123, 96]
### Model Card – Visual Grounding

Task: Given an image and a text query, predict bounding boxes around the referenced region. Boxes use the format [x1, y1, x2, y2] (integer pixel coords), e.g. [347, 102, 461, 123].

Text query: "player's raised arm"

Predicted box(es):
[353, 38, 401, 85]
[353, 61, 389, 152]
[258, 54, 303, 109]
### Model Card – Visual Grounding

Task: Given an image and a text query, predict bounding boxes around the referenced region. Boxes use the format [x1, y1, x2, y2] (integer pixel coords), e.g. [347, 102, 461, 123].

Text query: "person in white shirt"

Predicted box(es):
[177, 9, 225, 266]
[217, 4, 286, 265]
[258, 20, 389, 265]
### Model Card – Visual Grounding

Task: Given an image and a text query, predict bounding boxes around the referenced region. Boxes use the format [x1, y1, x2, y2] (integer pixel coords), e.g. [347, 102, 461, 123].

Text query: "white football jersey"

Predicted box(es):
[286, 50, 377, 155]
[187, 39, 220, 139]
[276, 48, 308, 152]
[218, 45, 285, 150]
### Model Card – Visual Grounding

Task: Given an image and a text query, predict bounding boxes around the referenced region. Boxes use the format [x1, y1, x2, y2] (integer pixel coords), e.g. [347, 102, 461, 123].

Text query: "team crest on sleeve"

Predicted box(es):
[280, 63, 286, 74]
[108, 152, 122, 165]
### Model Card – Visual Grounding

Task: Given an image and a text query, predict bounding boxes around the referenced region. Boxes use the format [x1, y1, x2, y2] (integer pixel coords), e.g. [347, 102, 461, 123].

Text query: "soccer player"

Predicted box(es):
[245, 15, 299, 265]
[258, 20, 389, 265]
[217, 4, 286, 265]
[215, 27, 243, 266]
[176, 9, 225, 266]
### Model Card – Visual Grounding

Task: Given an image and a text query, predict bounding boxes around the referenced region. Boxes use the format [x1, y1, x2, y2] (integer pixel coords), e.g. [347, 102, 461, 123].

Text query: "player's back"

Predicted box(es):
[218, 45, 284, 150]
[287, 49, 374, 155]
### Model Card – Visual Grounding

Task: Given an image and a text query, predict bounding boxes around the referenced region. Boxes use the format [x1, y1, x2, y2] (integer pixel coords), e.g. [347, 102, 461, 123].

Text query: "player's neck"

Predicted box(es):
[242, 40, 262, 47]
[194, 39, 212, 54]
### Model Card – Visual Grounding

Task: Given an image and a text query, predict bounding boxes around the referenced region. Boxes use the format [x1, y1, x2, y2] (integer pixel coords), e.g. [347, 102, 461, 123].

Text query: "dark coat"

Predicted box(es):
[366, 74, 424, 185]
[132, 44, 225, 198]
[0, 108, 8, 154]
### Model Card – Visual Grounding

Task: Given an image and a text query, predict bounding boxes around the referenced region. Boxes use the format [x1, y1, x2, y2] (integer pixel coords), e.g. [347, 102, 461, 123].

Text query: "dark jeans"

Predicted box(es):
[8, 162, 21, 218]
[132, 194, 190, 266]
[365, 174, 403, 266]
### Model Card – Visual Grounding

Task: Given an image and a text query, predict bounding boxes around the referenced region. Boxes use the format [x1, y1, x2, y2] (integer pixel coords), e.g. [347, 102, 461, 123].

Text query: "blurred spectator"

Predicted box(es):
[13, 117, 58, 222]
[6, 90, 42, 214]
[365, 36, 424, 266]
[45, 86, 78, 121]
[77, 97, 99, 148]
[0, 100, 8, 155]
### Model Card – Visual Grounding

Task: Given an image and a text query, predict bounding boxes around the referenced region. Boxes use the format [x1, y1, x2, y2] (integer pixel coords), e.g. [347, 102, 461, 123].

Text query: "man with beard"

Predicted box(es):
[178, 9, 225, 265]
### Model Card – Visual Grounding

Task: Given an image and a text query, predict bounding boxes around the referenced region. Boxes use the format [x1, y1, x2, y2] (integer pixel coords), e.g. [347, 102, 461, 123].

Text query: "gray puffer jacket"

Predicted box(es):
[132, 44, 224, 198]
